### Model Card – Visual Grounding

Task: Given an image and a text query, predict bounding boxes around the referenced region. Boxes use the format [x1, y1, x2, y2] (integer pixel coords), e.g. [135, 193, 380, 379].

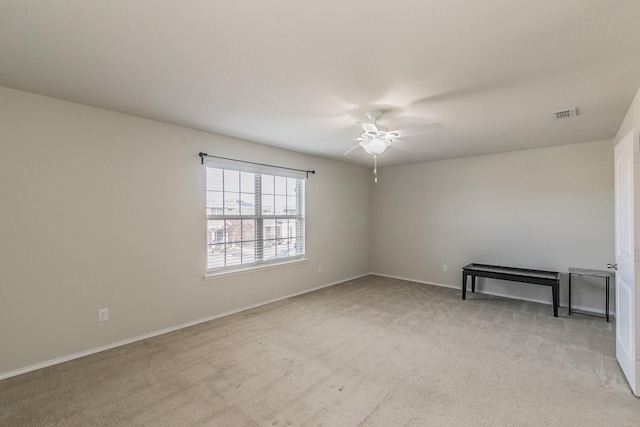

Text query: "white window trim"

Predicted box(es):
[203, 256, 308, 280]
[204, 159, 306, 276]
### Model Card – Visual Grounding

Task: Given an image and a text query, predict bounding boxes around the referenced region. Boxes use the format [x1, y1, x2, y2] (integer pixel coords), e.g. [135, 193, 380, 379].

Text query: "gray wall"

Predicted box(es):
[0, 87, 372, 376]
[616, 88, 640, 143]
[2, 83, 635, 378]
[371, 140, 615, 310]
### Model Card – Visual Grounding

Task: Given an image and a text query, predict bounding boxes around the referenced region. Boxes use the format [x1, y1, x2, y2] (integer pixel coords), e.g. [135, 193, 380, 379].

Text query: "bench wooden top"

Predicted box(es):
[568, 267, 614, 278]
[462, 263, 559, 280]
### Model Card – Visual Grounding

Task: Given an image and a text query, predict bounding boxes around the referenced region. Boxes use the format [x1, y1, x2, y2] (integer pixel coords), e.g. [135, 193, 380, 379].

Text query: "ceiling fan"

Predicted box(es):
[344, 110, 442, 182]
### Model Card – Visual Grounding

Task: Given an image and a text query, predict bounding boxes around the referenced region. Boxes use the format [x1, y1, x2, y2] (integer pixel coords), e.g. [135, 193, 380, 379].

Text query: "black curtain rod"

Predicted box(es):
[199, 152, 316, 178]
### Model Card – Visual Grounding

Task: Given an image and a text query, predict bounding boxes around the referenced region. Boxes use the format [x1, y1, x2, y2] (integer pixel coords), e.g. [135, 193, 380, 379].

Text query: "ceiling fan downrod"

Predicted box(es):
[373, 154, 378, 183]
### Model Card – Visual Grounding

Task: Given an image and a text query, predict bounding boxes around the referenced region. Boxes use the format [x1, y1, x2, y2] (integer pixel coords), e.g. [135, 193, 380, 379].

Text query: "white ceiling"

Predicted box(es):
[1, 1, 640, 167]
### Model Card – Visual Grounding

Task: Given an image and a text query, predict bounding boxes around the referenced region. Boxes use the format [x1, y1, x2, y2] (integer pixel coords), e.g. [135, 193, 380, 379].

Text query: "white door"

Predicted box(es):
[614, 129, 638, 396]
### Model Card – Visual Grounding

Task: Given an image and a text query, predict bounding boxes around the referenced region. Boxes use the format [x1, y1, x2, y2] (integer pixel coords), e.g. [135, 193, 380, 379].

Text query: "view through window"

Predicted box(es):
[205, 161, 305, 272]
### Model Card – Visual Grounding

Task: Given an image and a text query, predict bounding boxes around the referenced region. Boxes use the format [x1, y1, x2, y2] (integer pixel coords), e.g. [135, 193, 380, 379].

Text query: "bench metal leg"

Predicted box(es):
[462, 272, 467, 299]
[568, 273, 572, 316]
[605, 276, 610, 322]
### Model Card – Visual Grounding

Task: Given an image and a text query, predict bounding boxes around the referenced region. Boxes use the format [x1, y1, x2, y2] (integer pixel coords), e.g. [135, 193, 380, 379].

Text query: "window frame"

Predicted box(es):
[204, 159, 306, 278]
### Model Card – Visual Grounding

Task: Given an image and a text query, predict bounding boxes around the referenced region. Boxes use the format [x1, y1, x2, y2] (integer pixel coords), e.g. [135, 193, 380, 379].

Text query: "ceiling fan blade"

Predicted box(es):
[390, 139, 411, 151]
[394, 123, 443, 138]
[357, 121, 380, 133]
[344, 144, 362, 156]
[313, 137, 350, 142]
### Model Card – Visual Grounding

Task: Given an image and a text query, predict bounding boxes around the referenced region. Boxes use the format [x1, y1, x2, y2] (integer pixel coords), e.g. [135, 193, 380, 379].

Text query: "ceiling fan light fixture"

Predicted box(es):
[360, 138, 391, 155]
[339, 110, 444, 183]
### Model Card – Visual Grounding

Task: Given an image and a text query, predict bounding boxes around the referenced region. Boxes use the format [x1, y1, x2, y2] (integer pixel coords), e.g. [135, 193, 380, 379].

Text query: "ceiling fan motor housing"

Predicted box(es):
[366, 110, 383, 122]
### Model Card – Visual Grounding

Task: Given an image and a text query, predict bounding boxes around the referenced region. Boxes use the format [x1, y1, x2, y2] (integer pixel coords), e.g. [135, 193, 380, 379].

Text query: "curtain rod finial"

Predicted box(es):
[199, 152, 208, 165]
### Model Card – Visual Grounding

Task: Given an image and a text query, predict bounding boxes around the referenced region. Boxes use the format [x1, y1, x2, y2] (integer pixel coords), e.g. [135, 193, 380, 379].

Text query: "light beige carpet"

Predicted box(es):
[1, 275, 638, 426]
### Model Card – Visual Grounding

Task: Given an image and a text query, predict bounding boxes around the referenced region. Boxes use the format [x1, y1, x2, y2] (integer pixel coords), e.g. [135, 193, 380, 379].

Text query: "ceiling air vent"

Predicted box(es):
[554, 108, 577, 119]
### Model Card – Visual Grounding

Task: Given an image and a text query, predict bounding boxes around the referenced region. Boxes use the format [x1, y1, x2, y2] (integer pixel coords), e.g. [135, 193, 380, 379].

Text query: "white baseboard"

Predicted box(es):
[0, 273, 369, 381]
[370, 272, 613, 317]
[370, 271, 458, 290]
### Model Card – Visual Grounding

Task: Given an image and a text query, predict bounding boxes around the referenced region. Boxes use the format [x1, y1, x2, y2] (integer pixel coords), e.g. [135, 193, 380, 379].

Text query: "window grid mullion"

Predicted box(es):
[206, 165, 304, 271]
[255, 174, 263, 262]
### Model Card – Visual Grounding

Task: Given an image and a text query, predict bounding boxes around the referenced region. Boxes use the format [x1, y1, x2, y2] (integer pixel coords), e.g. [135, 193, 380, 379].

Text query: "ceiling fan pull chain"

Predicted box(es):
[373, 154, 378, 183]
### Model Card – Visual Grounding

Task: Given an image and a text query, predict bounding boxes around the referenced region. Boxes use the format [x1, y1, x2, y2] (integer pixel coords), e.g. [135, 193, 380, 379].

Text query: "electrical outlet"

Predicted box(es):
[443, 264, 448, 272]
[98, 308, 109, 322]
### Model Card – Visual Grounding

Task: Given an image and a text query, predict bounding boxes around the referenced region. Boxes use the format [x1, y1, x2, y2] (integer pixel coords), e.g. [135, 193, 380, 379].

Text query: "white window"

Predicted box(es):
[205, 160, 305, 274]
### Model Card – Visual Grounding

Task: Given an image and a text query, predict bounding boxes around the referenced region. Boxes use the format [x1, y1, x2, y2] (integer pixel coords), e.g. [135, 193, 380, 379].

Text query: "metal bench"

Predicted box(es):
[462, 263, 560, 317]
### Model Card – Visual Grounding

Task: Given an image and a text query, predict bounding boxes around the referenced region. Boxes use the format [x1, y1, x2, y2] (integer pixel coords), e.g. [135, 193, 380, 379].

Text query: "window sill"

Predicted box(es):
[203, 257, 308, 280]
